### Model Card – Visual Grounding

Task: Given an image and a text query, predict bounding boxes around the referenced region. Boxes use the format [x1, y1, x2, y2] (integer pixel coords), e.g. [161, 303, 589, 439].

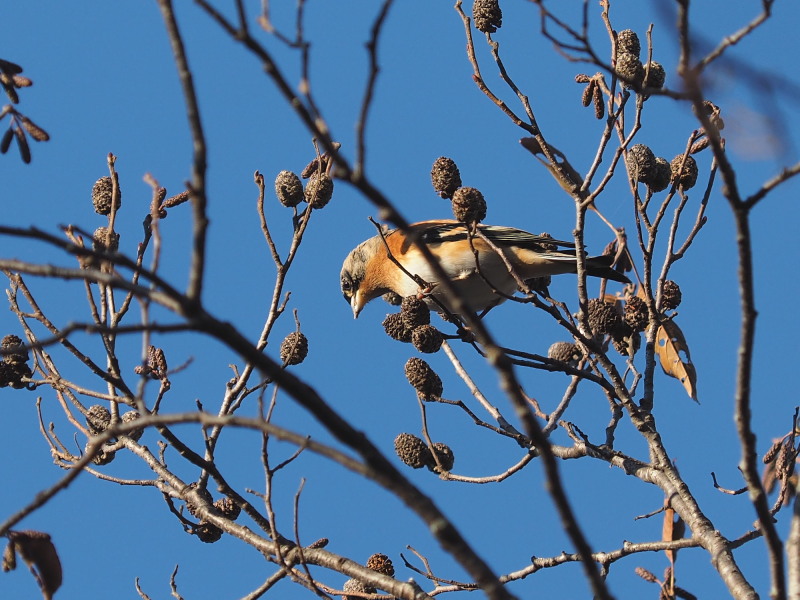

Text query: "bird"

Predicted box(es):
[340, 219, 630, 318]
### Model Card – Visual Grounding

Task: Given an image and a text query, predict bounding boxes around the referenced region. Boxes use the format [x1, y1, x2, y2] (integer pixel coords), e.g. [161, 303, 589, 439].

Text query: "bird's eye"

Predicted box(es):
[341, 277, 353, 294]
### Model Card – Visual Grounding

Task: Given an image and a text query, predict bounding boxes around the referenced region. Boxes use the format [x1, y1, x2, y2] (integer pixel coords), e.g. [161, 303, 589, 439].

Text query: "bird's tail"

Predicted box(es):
[585, 254, 631, 284]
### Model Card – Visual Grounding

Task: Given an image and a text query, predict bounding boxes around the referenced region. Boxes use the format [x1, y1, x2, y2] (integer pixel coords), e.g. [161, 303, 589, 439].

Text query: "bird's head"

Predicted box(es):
[340, 265, 364, 318]
[340, 235, 387, 318]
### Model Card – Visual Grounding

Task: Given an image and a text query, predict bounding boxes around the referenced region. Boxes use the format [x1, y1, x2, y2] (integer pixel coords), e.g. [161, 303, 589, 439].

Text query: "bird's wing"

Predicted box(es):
[396, 220, 576, 255]
[387, 220, 464, 254]
[477, 224, 576, 254]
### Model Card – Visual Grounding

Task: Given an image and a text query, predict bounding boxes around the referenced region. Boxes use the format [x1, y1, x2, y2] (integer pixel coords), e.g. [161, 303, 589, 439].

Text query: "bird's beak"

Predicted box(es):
[350, 293, 363, 319]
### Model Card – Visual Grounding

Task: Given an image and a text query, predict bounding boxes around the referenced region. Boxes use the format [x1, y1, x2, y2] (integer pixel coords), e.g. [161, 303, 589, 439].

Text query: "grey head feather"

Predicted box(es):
[341, 235, 382, 303]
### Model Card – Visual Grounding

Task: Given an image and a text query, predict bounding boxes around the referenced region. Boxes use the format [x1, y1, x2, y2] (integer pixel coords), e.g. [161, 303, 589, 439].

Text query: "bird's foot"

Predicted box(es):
[456, 326, 475, 343]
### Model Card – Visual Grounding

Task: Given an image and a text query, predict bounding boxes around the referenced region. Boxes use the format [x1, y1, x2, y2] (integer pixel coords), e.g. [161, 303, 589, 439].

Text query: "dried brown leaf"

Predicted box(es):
[662, 507, 674, 546]
[8, 530, 62, 600]
[2, 541, 16, 572]
[602, 293, 624, 311]
[656, 320, 698, 401]
[662, 504, 685, 565]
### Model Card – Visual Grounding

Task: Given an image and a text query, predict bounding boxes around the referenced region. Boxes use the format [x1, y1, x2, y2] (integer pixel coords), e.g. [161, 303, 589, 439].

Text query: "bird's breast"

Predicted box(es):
[393, 248, 518, 314]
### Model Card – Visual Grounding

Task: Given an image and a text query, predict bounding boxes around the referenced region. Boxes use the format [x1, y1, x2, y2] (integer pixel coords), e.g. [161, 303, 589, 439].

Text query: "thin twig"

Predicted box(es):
[156, 0, 209, 304]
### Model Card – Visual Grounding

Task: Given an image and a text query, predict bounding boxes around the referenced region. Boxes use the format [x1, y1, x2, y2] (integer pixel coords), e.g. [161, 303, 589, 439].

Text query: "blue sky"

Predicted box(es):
[2, 1, 799, 599]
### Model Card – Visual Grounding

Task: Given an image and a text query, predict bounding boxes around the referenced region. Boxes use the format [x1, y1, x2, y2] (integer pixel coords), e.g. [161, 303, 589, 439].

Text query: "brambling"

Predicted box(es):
[341, 219, 629, 318]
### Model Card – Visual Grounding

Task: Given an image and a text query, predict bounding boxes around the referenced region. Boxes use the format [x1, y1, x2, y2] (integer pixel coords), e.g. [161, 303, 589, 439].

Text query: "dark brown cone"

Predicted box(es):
[626, 144, 655, 183]
[304, 173, 334, 209]
[451, 187, 487, 224]
[473, 0, 502, 33]
[430, 156, 462, 199]
[431, 442, 455, 471]
[661, 280, 682, 310]
[624, 296, 648, 331]
[280, 332, 309, 365]
[404, 357, 443, 399]
[383, 313, 413, 342]
[274, 170, 304, 207]
[400, 296, 430, 329]
[92, 175, 121, 215]
[366, 553, 395, 577]
[587, 298, 621, 336]
[617, 29, 641, 57]
[411, 325, 443, 353]
[670, 155, 698, 190]
[394, 433, 432, 469]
